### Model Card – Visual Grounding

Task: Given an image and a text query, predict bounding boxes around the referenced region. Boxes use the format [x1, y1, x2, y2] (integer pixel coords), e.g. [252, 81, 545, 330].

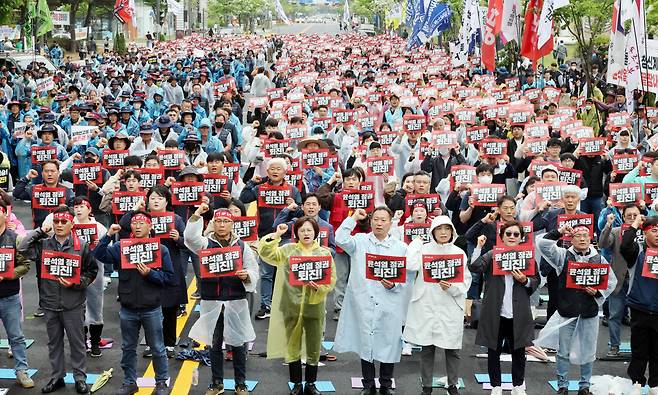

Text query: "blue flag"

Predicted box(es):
[405, 0, 416, 27]
[408, 0, 451, 49]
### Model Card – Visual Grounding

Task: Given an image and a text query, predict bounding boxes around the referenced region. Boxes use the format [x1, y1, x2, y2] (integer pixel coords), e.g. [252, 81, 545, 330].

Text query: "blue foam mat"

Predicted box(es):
[548, 381, 583, 392]
[322, 341, 334, 350]
[475, 373, 512, 383]
[0, 369, 37, 379]
[431, 377, 465, 388]
[0, 339, 34, 349]
[223, 379, 258, 392]
[288, 381, 335, 392]
[64, 373, 100, 385]
[194, 304, 201, 312]
[110, 272, 118, 278]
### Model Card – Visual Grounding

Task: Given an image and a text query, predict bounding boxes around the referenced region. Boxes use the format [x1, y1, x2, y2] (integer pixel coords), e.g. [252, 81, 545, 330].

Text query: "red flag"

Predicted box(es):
[114, 0, 131, 24]
[520, 0, 553, 68]
[482, 0, 504, 71]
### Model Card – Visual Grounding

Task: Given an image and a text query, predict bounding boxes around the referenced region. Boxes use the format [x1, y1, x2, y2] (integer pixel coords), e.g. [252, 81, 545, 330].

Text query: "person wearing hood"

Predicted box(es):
[182, 134, 207, 168]
[178, 117, 224, 154]
[535, 223, 616, 395]
[258, 217, 335, 395]
[130, 124, 164, 158]
[403, 215, 471, 395]
[118, 106, 140, 137]
[146, 88, 170, 119]
[390, 121, 423, 179]
[184, 205, 258, 395]
[469, 221, 540, 395]
[153, 115, 179, 145]
[298, 137, 334, 193]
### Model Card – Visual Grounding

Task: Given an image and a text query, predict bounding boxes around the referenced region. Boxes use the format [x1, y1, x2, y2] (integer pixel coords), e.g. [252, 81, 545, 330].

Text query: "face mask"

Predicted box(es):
[84, 156, 96, 163]
[215, 122, 224, 129]
[585, 105, 592, 111]
[479, 175, 493, 184]
[185, 143, 197, 151]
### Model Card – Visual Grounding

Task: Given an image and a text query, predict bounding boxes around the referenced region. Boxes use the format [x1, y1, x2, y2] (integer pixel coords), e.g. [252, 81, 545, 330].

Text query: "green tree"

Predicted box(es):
[0, 0, 22, 25]
[209, 0, 272, 32]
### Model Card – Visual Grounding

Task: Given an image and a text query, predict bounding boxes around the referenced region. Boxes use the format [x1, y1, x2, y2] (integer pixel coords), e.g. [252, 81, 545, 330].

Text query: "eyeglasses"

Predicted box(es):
[504, 231, 521, 237]
[52, 219, 70, 225]
[215, 219, 233, 224]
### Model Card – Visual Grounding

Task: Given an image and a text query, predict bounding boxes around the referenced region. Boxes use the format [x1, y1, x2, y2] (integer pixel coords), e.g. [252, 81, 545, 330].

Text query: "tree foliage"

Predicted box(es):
[209, 0, 272, 23]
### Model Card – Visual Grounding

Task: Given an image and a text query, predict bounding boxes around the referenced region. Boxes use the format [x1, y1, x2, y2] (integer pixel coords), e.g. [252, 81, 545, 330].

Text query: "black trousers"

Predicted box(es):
[361, 359, 394, 389]
[488, 317, 526, 387]
[546, 270, 559, 321]
[628, 308, 658, 387]
[161, 306, 178, 347]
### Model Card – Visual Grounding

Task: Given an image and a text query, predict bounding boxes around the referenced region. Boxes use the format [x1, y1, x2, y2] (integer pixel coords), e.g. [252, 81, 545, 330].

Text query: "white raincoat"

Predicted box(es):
[403, 216, 471, 349]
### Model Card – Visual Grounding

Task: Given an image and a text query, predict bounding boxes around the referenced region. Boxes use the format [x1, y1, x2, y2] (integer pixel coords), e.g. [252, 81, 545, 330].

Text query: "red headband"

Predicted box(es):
[53, 212, 74, 222]
[76, 200, 92, 211]
[572, 225, 590, 235]
[413, 202, 427, 210]
[214, 209, 234, 222]
[131, 214, 152, 225]
[643, 224, 658, 232]
[0, 207, 5, 214]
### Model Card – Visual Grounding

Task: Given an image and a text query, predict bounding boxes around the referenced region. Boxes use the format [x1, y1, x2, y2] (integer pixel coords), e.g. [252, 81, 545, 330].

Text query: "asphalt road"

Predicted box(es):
[270, 22, 341, 35]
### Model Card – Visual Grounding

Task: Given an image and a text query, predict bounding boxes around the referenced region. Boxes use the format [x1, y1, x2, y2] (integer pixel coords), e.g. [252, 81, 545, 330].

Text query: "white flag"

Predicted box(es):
[453, 0, 481, 67]
[275, 0, 291, 25]
[537, 0, 569, 49]
[343, 0, 351, 24]
[500, 0, 520, 44]
[625, 0, 646, 93]
[606, 0, 632, 84]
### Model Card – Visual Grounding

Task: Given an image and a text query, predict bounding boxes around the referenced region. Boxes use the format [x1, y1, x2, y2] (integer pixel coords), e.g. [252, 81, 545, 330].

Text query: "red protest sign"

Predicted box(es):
[203, 174, 229, 196]
[403, 114, 426, 133]
[313, 117, 333, 131]
[286, 125, 307, 140]
[379, 131, 398, 147]
[356, 113, 378, 131]
[492, 245, 536, 276]
[645, 183, 658, 204]
[366, 156, 395, 177]
[120, 238, 162, 270]
[365, 253, 407, 283]
[301, 149, 331, 169]
[341, 190, 375, 213]
[642, 248, 658, 280]
[150, 212, 175, 238]
[333, 109, 356, 125]
[222, 163, 240, 185]
[578, 138, 606, 156]
[157, 149, 185, 170]
[558, 167, 583, 186]
[454, 108, 477, 125]
[403, 222, 431, 244]
[422, 254, 464, 283]
[640, 156, 654, 176]
[102, 150, 129, 169]
[31, 146, 57, 165]
[431, 130, 458, 147]
[0, 249, 15, 279]
[535, 182, 567, 205]
[258, 184, 293, 208]
[471, 184, 506, 206]
[404, 194, 441, 216]
[171, 182, 204, 206]
[111, 191, 145, 215]
[609, 183, 642, 207]
[72, 163, 102, 185]
[526, 137, 549, 157]
[481, 138, 507, 158]
[612, 154, 639, 174]
[199, 246, 243, 278]
[232, 216, 259, 241]
[72, 224, 98, 248]
[566, 262, 610, 290]
[261, 139, 292, 158]
[508, 105, 534, 125]
[32, 185, 66, 210]
[525, 123, 550, 138]
[289, 255, 333, 286]
[450, 165, 477, 189]
[138, 167, 165, 189]
[284, 170, 304, 192]
[466, 126, 489, 144]
[41, 250, 81, 284]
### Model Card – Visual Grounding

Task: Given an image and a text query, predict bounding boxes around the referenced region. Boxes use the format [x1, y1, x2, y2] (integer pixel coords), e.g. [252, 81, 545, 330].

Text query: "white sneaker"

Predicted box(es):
[629, 383, 643, 395]
[648, 386, 658, 395]
[401, 342, 413, 356]
[491, 387, 503, 395]
[511, 386, 526, 395]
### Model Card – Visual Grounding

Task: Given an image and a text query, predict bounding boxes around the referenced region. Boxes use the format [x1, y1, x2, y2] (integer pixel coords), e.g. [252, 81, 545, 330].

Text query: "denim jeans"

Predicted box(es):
[580, 196, 604, 226]
[259, 257, 276, 308]
[181, 248, 200, 283]
[557, 319, 593, 390]
[210, 309, 246, 385]
[119, 307, 168, 385]
[0, 294, 28, 372]
[608, 280, 629, 348]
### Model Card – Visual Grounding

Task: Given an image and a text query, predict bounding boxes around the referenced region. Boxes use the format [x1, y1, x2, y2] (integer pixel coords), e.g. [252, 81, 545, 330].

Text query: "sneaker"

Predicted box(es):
[511, 386, 526, 395]
[649, 386, 658, 395]
[490, 387, 503, 395]
[606, 346, 620, 357]
[143, 346, 153, 358]
[191, 291, 201, 300]
[89, 344, 102, 357]
[117, 382, 139, 395]
[304, 382, 321, 395]
[556, 388, 569, 394]
[235, 383, 248, 395]
[577, 388, 592, 395]
[290, 383, 303, 395]
[166, 346, 175, 358]
[33, 307, 45, 317]
[7, 348, 12, 358]
[153, 381, 169, 395]
[446, 385, 459, 395]
[15, 370, 34, 388]
[629, 383, 643, 395]
[601, 316, 609, 327]
[255, 306, 270, 320]
[401, 342, 413, 356]
[205, 382, 225, 395]
[177, 309, 187, 318]
[103, 276, 111, 288]
[332, 309, 340, 321]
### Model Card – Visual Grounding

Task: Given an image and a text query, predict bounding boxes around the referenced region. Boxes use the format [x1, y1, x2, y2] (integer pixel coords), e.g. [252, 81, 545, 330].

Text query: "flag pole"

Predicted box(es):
[631, 19, 646, 97]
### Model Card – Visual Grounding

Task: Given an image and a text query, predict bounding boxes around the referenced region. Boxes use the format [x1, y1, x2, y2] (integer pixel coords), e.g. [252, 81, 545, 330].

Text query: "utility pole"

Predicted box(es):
[155, 0, 161, 37]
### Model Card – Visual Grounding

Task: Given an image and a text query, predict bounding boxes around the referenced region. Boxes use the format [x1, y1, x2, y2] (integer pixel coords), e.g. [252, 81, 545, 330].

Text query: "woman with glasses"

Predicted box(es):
[468, 221, 540, 395]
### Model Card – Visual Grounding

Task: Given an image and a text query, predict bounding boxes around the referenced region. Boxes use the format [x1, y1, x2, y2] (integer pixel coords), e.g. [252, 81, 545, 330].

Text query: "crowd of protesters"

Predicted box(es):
[0, 31, 656, 395]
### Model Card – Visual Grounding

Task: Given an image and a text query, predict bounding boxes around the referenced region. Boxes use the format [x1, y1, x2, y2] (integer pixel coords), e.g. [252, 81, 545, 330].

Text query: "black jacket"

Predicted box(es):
[0, 229, 29, 299]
